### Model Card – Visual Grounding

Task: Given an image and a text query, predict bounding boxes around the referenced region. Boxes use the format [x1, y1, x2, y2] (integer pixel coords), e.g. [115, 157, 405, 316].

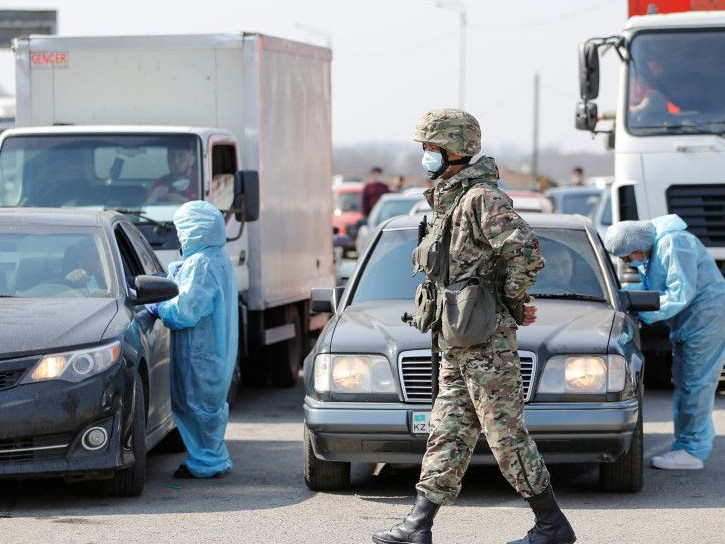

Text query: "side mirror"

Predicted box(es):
[132, 275, 179, 305]
[620, 290, 660, 312]
[233, 170, 260, 223]
[310, 286, 344, 314]
[579, 41, 600, 100]
[575, 101, 599, 132]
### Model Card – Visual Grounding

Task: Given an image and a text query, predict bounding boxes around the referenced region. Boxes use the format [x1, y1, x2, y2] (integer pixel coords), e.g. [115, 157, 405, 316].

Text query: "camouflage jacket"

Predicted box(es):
[423, 156, 545, 328]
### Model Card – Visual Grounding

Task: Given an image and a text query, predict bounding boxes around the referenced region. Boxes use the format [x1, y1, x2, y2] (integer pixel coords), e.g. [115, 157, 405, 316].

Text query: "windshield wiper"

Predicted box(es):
[529, 293, 606, 302]
[633, 121, 725, 138]
[113, 209, 173, 232]
[0, 295, 15, 298]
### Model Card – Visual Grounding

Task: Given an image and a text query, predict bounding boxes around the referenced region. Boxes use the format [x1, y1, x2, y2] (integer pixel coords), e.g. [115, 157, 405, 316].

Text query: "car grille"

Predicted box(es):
[666, 184, 725, 248]
[0, 432, 75, 463]
[0, 359, 33, 391]
[398, 349, 537, 404]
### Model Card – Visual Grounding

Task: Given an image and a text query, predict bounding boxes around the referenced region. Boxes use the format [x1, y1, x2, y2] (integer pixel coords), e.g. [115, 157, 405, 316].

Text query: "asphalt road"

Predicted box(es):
[1, 383, 724, 544]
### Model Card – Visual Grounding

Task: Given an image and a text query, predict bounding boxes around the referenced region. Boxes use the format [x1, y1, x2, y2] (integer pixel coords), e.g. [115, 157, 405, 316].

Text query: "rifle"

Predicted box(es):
[417, 215, 440, 404]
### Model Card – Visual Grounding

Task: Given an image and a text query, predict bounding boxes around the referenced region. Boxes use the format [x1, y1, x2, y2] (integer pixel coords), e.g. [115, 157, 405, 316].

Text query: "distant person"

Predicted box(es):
[146, 142, 200, 203]
[360, 167, 390, 216]
[391, 175, 405, 192]
[570, 166, 584, 187]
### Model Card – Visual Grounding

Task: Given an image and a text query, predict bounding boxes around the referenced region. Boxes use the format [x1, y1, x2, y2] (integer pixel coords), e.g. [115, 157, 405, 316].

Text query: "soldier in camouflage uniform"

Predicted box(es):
[373, 109, 576, 544]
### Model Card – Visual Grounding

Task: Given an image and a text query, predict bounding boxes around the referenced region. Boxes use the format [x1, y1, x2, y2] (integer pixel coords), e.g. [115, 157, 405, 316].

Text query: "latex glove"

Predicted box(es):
[145, 303, 160, 317]
[167, 260, 183, 279]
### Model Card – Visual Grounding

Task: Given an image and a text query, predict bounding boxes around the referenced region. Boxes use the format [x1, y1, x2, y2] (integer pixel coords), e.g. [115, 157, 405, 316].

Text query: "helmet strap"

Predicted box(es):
[430, 149, 472, 180]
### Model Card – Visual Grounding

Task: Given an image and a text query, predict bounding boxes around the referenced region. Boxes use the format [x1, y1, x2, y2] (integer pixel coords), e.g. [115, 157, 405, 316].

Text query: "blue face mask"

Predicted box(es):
[422, 150, 443, 174]
[628, 258, 647, 268]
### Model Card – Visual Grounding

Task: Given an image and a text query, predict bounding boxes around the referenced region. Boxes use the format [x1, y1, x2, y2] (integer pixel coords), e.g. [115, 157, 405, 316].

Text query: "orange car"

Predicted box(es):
[332, 183, 364, 253]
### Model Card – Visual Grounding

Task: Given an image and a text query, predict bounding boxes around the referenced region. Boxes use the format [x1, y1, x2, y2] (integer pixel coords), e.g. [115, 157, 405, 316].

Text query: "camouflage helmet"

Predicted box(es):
[413, 108, 481, 156]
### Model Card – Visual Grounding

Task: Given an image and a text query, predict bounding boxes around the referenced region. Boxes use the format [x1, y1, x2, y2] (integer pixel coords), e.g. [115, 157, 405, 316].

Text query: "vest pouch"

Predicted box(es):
[411, 280, 439, 333]
[441, 276, 498, 348]
[413, 238, 442, 278]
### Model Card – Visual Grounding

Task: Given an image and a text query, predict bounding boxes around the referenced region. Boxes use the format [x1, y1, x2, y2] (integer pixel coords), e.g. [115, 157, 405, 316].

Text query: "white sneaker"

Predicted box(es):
[651, 449, 704, 470]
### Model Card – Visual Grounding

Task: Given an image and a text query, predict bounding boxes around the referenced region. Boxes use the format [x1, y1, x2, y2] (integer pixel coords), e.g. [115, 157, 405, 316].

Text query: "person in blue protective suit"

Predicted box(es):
[604, 214, 725, 470]
[152, 200, 238, 478]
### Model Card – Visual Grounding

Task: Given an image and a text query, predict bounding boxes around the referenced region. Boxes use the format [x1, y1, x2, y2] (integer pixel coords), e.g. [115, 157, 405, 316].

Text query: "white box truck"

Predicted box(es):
[0, 33, 334, 389]
[575, 5, 725, 384]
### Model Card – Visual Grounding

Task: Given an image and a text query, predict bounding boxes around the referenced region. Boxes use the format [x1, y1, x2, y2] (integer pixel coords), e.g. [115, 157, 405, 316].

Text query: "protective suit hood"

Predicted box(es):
[651, 214, 687, 242]
[173, 201, 226, 257]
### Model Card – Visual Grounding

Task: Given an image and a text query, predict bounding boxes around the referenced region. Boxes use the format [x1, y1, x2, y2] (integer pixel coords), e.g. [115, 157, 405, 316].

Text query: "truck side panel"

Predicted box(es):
[247, 36, 334, 310]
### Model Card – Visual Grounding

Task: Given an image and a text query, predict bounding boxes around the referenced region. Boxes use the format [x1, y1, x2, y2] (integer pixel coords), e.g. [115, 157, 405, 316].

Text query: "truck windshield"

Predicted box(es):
[627, 30, 725, 135]
[0, 134, 202, 223]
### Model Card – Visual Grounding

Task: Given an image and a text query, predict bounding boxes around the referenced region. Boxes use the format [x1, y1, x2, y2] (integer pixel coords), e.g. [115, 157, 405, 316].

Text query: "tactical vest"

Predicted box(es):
[409, 180, 504, 347]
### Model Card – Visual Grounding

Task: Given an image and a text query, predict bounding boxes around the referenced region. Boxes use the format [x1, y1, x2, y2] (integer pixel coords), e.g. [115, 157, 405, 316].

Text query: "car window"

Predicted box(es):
[350, 225, 608, 304]
[336, 192, 361, 213]
[0, 227, 114, 298]
[352, 229, 422, 302]
[120, 223, 164, 275]
[560, 192, 601, 216]
[530, 228, 607, 301]
[371, 199, 424, 226]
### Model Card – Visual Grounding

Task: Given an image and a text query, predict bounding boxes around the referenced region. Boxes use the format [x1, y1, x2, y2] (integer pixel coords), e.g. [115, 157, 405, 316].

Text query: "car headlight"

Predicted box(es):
[21, 341, 121, 384]
[538, 355, 626, 394]
[313, 353, 396, 394]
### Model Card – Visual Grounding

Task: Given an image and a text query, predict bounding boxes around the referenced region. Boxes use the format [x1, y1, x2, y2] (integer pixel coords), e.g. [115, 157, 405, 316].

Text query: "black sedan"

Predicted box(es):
[304, 213, 659, 493]
[0, 209, 179, 496]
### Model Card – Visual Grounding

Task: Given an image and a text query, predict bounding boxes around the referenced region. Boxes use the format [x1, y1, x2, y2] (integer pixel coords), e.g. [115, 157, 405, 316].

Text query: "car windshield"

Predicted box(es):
[626, 30, 725, 135]
[557, 192, 601, 216]
[0, 134, 202, 224]
[335, 192, 361, 213]
[0, 227, 115, 298]
[352, 226, 608, 303]
[369, 198, 424, 226]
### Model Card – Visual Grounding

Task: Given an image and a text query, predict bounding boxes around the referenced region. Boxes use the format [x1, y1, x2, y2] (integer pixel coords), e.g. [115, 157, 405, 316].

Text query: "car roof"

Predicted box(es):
[384, 211, 594, 231]
[0, 208, 123, 228]
[377, 192, 426, 202]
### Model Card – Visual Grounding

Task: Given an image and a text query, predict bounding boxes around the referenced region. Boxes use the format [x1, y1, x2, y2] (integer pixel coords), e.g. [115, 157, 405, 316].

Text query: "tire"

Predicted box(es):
[599, 398, 643, 493]
[101, 376, 147, 497]
[304, 426, 350, 491]
[267, 305, 303, 388]
[153, 427, 186, 454]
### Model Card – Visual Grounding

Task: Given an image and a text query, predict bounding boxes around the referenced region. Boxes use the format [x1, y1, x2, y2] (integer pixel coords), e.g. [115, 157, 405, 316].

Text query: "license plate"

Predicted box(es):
[411, 411, 431, 435]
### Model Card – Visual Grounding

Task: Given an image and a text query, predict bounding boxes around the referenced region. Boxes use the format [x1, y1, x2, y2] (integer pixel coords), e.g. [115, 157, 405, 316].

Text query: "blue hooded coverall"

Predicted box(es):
[625, 215, 725, 460]
[157, 201, 239, 476]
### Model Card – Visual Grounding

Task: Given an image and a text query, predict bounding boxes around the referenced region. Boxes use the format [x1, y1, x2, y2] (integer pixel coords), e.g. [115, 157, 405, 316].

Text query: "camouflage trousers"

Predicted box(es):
[416, 329, 550, 504]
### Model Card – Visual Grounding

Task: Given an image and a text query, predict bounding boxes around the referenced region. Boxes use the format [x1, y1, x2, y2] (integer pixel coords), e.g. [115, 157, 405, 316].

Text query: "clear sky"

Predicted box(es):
[0, 0, 627, 153]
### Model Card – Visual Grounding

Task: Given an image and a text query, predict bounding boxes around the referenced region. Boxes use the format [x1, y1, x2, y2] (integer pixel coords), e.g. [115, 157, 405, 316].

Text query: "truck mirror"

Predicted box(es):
[575, 101, 598, 132]
[579, 41, 600, 100]
[233, 170, 260, 223]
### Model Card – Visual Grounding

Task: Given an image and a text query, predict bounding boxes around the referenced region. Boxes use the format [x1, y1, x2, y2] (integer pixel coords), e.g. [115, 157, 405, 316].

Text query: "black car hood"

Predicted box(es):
[332, 299, 614, 359]
[0, 298, 119, 358]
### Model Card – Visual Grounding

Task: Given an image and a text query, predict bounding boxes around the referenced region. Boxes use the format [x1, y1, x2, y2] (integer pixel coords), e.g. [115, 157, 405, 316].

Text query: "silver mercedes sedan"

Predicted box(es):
[304, 213, 658, 494]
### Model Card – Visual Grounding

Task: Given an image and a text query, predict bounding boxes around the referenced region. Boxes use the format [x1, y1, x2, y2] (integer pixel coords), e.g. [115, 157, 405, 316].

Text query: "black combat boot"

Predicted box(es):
[507, 485, 576, 544]
[372, 492, 441, 544]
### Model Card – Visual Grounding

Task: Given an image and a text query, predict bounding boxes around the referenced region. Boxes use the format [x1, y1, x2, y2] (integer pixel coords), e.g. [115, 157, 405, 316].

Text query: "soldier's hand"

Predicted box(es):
[522, 298, 537, 326]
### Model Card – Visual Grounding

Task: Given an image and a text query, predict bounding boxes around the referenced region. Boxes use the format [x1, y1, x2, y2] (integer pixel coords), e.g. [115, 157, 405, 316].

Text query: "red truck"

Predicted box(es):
[629, 0, 725, 16]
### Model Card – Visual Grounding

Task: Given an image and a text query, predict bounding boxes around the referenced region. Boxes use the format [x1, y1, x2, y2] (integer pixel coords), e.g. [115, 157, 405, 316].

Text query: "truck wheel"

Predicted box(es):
[599, 399, 643, 493]
[268, 305, 302, 388]
[101, 376, 147, 497]
[304, 426, 350, 491]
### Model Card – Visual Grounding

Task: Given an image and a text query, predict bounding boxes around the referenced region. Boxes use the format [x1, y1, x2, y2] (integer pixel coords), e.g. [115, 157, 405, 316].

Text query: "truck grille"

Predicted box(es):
[398, 349, 537, 404]
[666, 184, 725, 247]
